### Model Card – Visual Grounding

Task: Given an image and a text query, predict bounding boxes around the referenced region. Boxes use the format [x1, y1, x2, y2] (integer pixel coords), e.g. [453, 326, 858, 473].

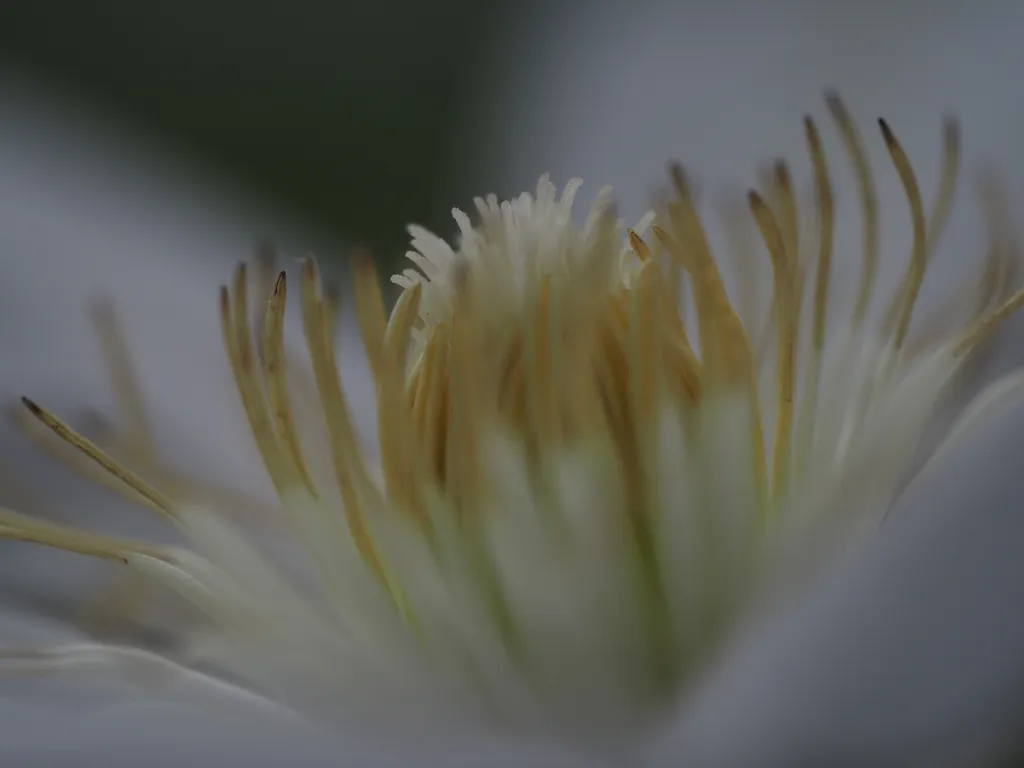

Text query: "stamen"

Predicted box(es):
[749, 192, 795, 504]
[772, 161, 802, 310]
[299, 258, 384, 575]
[527, 276, 559, 452]
[881, 117, 962, 336]
[655, 196, 767, 502]
[250, 242, 279, 364]
[261, 272, 317, 495]
[20, 398, 175, 519]
[955, 284, 1024, 356]
[384, 281, 422, 370]
[629, 229, 691, 348]
[629, 261, 664, 427]
[353, 261, 427, 523]
[826, 91, 879, 326]
[0, 506, 166, 563]
[410, 324, 450, 485]
[796, 116, 834, 470]
[652, 218, 748, 387]
[629, 230, 702, 402]
[804, 117, 835, 356]
[720, 195, 763, 342]
[219, 266, 294, 495]
[879, 118, 928, 351]
[446, 269, 483, 514]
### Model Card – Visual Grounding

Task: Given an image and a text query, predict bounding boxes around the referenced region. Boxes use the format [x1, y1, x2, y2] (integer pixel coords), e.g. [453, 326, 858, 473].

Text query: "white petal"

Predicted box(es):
[642, 398, 1024, 765]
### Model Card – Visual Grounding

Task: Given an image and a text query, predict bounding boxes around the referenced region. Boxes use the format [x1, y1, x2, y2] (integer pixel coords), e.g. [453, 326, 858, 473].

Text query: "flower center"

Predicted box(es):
[3, 93, 1024, 737]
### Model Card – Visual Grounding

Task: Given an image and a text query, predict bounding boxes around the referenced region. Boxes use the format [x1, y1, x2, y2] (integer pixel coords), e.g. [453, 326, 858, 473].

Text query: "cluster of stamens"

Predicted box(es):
[1, 94, 1023, 726]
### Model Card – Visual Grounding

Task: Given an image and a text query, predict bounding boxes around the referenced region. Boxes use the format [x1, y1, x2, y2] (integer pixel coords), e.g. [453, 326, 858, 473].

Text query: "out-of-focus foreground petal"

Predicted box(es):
[0, 686, 600, 768]
[0, 77, 375, 643]
[642, 388, 1024, 765]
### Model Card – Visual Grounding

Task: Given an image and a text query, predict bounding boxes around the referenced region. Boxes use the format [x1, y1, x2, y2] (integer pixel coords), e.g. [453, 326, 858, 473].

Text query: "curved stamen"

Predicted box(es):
[880, 119, 928, 352]
[826, 92, 880, 327]
[749, 192, 796, 505]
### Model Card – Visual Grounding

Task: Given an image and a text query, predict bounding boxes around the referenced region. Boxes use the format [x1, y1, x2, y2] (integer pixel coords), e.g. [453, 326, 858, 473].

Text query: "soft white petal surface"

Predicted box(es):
[642, 391, 1024, 765]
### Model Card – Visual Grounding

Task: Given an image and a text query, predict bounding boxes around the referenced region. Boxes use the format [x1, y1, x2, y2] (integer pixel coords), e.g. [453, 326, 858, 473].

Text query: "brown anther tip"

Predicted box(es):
[218, 284, 230, 309]
[747, 189, 767, 210]
[20, 396, 41, 416]
[773, 160, 791, 183]
[878, 118, 896, 145]
[273, 271, 287, 294]
[628, 229, 653, 261]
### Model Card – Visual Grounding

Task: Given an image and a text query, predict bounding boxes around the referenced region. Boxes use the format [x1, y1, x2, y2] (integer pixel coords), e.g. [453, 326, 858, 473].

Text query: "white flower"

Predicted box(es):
[1, 94, 1023, 756]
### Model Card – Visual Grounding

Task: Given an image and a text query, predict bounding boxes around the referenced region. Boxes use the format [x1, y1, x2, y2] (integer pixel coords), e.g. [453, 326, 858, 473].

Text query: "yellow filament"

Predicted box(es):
[826, 92, 879, 326]
[880, 119, 928, 351]
[749, 192, 795, 504]
[0, 507, 166, 564]
[955, 284, 1024, 356]
[412, 324, 450, 486]
[881, 117, 963, 336]
[385, 281, 422, 370]
[653, 219, 748, 387]
[250, 243, 279, 361]
[804, 117, 835, 354]
[262, 272, 317, 495]
[299, 258, 384, 575]
[527, 276, 559, 452]
[721, 196, 766, 356]
[772, 162, 802, 310]
[796, 115, 835, 470]
[654, 205, 766, 503]
[219, 266, 294, 495]
[630, 229, 693, 351]
[353, 261, 428, 523]
[446, 275, 483, 514]
[629, 262, 664, 428]
[20, 398, 176, 519]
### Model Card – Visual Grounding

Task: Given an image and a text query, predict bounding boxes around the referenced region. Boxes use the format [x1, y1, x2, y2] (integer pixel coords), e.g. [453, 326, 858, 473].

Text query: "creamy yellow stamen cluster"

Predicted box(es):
[2, 95, 1023, 741]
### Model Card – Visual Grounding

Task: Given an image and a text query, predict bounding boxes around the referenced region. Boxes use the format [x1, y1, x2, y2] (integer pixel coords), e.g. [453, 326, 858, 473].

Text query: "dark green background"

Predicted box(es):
[0, 1, 523, 270]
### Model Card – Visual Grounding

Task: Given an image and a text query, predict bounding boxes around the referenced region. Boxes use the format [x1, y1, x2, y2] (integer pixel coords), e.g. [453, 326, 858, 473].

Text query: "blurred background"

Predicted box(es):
[4, 1, 1024, 269]
[2, 1, 1022, 286]
[0, 0, 527, 271]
